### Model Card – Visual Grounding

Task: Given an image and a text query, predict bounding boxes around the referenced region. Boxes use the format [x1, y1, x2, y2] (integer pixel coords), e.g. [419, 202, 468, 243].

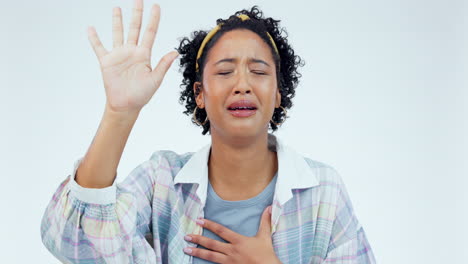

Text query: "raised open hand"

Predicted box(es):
[87, 0, 179, 114]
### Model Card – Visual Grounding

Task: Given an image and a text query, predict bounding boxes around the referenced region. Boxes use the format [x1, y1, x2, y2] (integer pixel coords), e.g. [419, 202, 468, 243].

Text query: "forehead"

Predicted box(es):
[206, 29, 274, 62]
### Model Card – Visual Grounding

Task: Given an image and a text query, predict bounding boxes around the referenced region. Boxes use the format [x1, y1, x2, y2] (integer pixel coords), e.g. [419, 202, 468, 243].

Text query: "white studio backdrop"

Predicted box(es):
[1, 0, 466, 263]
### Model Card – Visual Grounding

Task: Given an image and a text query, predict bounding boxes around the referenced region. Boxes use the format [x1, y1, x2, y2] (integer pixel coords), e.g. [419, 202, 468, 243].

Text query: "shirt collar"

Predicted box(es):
[173, 134, 320, 207]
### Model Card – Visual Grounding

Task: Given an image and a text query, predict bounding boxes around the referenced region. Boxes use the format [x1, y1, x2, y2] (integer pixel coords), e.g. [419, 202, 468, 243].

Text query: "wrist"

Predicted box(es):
[104, 104, 140, 125]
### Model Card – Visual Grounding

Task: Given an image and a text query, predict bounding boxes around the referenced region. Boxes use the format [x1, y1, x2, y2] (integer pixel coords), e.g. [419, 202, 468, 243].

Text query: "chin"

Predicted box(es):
[225, 123, 269, 139]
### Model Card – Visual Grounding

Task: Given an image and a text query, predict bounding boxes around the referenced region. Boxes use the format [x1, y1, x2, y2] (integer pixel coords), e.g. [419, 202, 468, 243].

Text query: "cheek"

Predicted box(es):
[202, 85, 228, 113]
[261, 85, 279, 104]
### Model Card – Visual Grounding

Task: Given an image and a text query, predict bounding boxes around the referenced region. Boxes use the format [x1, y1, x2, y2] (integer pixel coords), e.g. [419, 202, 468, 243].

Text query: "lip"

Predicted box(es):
[228, 108, 257, 117]
[227, 99, 258, 110]
[227, 99, 258, 118]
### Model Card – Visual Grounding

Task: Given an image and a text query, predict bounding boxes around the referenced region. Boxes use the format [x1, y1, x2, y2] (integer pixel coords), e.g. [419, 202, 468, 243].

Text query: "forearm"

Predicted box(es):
[75, 104, 140, 188]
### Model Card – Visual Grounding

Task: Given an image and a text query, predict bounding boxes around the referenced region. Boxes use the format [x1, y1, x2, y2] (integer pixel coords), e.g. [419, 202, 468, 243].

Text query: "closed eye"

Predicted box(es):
[218, 72, 232, 75]
[218, 71, 266, 75]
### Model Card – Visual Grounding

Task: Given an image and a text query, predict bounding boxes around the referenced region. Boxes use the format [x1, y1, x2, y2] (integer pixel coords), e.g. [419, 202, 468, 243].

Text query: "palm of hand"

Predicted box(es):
[87, 0, 179, 114]
[100, 46, 155, 112]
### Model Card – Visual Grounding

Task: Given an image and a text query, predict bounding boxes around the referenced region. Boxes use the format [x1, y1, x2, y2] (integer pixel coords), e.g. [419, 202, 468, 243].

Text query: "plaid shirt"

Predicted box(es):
[41, 134, 376, 263]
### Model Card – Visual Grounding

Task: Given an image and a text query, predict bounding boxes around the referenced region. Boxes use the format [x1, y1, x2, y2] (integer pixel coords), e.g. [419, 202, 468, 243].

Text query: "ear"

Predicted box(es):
[193, 81, 205, 108]
[275, 88, 281, 108]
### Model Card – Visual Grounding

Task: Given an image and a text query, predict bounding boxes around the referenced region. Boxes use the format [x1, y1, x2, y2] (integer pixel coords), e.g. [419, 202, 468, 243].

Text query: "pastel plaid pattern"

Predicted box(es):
[40, 137, 376, 263]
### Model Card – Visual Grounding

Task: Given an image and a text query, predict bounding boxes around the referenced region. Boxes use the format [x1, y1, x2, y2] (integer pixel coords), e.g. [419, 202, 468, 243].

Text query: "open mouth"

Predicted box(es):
[227, 106, 257, 111]
[227, 106, 257, 117]
[227, 99, 258, 117]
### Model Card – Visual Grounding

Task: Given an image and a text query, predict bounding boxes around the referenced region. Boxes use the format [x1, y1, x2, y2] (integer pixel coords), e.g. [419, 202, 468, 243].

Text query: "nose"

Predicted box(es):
[233, 70, 252, 94]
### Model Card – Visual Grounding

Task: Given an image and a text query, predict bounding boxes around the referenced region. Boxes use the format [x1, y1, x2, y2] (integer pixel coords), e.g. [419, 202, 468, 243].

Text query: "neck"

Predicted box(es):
[207, 131, 278, 200]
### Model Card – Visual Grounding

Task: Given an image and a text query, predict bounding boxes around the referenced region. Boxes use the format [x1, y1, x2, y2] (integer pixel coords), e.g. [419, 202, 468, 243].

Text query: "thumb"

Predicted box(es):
[150, 50, 179, 89]
[256, 205, 273, 238]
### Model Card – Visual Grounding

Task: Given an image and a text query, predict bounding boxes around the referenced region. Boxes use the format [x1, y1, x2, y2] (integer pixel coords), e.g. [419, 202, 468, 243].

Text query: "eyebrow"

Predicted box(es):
[213, 58, 271, 67]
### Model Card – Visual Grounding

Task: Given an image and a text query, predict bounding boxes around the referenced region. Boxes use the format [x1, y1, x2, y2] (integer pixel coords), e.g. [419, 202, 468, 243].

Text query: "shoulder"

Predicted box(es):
[149, 149, 195, 166]
[147, 149, 195, 172]
[276, 135, 344, 189]
[301, 156, 358, 212]
[302, 156, 345, 189]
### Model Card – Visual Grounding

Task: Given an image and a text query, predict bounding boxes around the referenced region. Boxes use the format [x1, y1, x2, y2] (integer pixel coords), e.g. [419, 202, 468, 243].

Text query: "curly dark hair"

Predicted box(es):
[175, 5, 305, 135]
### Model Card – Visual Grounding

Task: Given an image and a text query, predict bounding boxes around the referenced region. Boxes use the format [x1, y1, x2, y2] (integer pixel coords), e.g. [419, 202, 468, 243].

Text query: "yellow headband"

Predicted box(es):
[195, 14, 279, 72]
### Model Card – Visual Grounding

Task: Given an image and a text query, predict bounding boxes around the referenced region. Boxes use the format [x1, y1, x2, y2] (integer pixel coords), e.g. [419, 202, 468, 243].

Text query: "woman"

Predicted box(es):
[40, 0, 376, 263]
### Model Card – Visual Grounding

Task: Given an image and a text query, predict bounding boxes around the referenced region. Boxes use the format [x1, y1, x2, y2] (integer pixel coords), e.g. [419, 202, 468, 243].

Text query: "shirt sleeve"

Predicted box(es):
[322, 170, 377, 264]
[40, 154, 162, 264]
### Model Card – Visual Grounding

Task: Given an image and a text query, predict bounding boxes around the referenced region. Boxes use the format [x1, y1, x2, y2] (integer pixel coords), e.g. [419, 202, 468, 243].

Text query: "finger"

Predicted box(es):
[127, 0, 143, 46]
[183, 247, 228, 263]
[112, 7, 124, 48]
[140, 4, 160, 55]
[87, 26, 109, 60]
[196, 218, 243, 244]
[185, 234, 231, 254]
[150, 50, 179, 89]
[256, 205, 273, 238]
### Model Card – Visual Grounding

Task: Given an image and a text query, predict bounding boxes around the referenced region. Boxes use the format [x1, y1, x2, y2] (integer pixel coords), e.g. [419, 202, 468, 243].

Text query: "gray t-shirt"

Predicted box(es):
[192, 172, 278, 264]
